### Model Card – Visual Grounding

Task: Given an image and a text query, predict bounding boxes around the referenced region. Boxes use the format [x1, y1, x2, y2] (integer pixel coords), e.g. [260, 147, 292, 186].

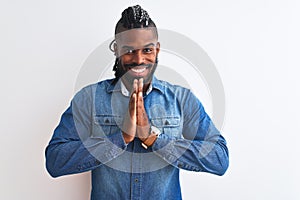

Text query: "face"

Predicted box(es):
[115, 28, 160, 89]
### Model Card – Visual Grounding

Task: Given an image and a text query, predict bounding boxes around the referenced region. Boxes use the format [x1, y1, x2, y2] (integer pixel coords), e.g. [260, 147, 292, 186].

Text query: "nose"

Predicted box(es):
[132, 50, 144, 65]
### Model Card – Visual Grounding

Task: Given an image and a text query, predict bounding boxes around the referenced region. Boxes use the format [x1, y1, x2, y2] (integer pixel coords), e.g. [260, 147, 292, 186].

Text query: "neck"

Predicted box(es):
[121, 77, 152, 95]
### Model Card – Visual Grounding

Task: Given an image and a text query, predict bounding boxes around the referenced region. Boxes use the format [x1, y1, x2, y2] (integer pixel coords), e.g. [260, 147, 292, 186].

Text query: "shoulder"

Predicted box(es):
[154, 78, 192, 97]
[155, 78, 203, 108]
[73, 78, 115, 99]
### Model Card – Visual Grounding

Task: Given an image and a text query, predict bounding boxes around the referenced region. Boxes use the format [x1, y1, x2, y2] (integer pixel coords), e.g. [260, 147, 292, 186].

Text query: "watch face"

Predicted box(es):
[151, 126, 161, 136]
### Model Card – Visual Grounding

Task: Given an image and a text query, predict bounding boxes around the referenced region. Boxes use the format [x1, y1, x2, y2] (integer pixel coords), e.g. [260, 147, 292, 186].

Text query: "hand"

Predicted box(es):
[136, 78, 150, 142]
[122, 79, 150, 144]
[122, 79, 138, 144]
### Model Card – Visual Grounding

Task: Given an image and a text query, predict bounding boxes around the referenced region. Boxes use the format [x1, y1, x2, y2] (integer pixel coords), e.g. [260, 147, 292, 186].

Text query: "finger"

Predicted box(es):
[133, 93, 137, 117]
[129, 93, 137, 118]
[136, 84, 144, 115]
[138, 90, 143, 105]
[137, 91, 146, 125]
[122, 92, 137, 138]
[131, 79, 138, 96]
[138, 78, 143, 94]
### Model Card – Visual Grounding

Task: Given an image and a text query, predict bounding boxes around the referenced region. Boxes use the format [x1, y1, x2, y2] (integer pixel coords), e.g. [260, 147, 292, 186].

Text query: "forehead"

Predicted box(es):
[116, 28, 157, 47]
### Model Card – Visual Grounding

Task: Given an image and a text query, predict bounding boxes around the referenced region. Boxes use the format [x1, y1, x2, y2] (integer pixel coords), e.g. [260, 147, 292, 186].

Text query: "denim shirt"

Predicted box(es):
[45, 76, 229, 200]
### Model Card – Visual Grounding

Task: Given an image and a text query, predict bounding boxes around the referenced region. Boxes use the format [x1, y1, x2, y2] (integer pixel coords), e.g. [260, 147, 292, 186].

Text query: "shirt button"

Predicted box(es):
[95, 160, 101, 165]
[134, 179, 138, 182]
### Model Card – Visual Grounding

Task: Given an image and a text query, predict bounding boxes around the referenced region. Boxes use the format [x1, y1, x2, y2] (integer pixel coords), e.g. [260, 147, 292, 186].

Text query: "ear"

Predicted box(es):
[156, 42, 160, 55]
[114, 43, 118, 57]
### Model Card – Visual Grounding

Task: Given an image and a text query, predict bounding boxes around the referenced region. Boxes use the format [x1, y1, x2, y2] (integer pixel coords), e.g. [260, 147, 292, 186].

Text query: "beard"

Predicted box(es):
[115, 56, 158, 86]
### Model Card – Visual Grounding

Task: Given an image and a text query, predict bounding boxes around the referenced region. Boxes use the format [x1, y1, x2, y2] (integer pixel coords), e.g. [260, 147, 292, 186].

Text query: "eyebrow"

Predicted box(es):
[121, 43, 155, 49]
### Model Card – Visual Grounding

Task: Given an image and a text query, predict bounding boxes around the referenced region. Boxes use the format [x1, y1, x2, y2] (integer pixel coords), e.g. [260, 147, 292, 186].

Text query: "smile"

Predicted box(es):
[130, 67, 146, 73]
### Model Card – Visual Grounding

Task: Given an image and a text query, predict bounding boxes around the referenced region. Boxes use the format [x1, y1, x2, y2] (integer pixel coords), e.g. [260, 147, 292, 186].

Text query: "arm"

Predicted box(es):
[45, 86, 127, 178]
[152, 91, 229, 176]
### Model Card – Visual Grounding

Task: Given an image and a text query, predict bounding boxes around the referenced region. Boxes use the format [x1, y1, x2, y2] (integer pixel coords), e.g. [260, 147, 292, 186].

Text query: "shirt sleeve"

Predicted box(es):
[152, 90, 229, 176]
[45, 86, 127, 178]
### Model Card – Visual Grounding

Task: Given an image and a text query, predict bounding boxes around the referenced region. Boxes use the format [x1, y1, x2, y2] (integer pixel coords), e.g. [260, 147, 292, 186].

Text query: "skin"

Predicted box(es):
[114, 28, 160, 93]
[114, 28, 160, 144]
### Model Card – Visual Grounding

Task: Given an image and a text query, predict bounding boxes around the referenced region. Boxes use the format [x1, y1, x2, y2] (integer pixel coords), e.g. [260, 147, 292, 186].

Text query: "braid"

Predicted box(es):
[112, 5, 158, 83]
[117, 5, 153, 31]
[112, 57, 126, 84]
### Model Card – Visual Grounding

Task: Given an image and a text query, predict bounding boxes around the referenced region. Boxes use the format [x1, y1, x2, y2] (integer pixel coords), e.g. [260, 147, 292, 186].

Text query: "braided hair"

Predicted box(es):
[115, 5, 157, 33]
[112, 5, 158, 82]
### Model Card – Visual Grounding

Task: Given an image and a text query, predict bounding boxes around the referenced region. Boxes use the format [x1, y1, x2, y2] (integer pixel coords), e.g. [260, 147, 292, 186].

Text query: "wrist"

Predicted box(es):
[122, 132, 134, 144]
[141, 134, 157, 149]
[141, 126, 161, 149]
[139, 125, 151, 142]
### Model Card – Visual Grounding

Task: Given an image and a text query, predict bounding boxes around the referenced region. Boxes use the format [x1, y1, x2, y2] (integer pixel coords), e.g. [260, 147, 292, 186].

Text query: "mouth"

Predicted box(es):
[122, 63, 154, 78]
[128, 66, 149, 77]
[130, 67, 146, 73]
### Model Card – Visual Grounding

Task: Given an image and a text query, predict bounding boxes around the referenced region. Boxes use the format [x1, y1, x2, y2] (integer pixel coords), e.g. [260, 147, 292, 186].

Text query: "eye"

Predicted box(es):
[143, 48, 153, 53]
[125, 49, 134, 54]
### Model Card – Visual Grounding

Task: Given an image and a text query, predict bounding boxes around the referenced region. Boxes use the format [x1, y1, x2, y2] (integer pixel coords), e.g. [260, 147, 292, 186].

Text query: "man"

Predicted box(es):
[45, 5, 229, 200]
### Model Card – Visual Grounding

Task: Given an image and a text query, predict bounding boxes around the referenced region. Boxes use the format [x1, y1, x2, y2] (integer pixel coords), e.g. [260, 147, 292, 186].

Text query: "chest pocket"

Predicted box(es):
[151, 116, 181, 139]
[92, 115, 123, 138]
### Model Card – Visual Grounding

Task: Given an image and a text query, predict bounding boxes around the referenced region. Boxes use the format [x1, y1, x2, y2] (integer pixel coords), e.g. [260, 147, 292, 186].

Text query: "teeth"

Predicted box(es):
[131, 68, 146, 73]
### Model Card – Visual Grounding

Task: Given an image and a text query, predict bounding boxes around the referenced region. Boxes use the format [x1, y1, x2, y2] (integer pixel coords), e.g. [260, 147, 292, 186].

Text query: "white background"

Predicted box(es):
[0, 0, 299, 199]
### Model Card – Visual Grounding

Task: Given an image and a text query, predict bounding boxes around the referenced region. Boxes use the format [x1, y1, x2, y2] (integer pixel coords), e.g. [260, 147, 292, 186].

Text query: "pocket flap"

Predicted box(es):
[151, 116, 180, 127]
[94, 115, 123, 126]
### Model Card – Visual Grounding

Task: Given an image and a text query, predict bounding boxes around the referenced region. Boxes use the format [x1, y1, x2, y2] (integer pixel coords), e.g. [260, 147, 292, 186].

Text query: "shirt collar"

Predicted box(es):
[106, 76, 165, 96]
[120, 81, 153, 97]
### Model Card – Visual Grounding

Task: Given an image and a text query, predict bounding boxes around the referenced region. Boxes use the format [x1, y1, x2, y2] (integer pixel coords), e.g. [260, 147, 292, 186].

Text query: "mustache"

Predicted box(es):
[123, 63, 152, 68]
